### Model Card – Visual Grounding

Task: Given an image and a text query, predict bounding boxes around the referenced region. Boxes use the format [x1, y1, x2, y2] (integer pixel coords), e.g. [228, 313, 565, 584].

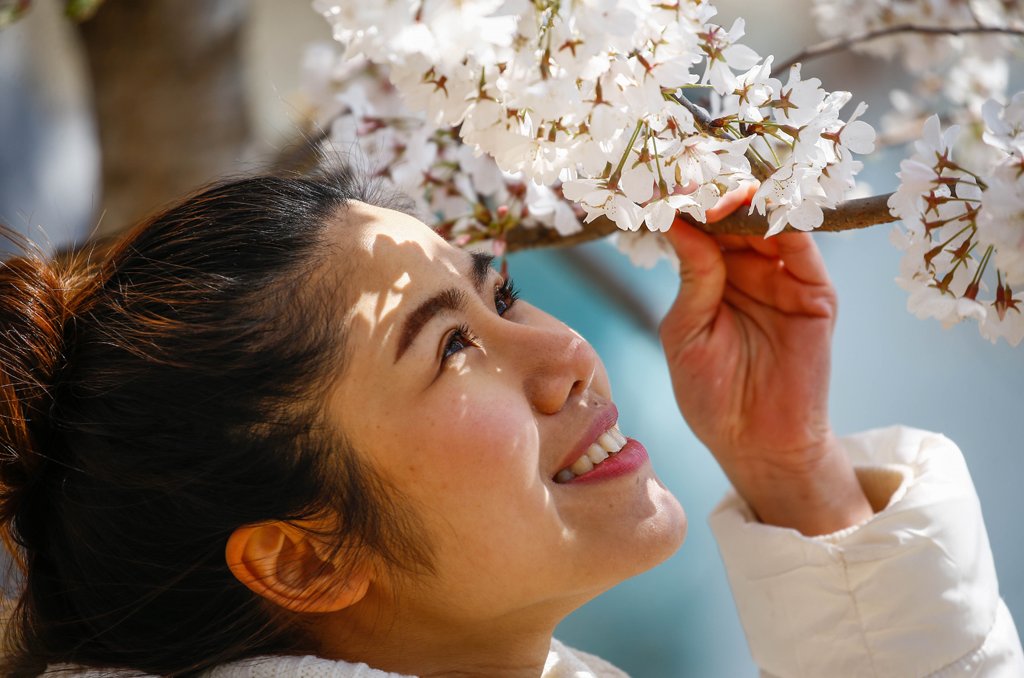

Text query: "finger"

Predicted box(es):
[715, 233, 780, 258]
[772, 232, 831, 286]
[706, 182, 758, 224]
[670, 181, 699, 196]
[714, 234, 752, 251]
[722, 250, 837, 318]
[722, 251, 809, 314]
[662, 218, 726, 345]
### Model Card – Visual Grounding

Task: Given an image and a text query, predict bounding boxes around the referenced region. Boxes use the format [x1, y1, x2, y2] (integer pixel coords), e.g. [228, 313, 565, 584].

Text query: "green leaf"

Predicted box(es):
[64, 0, 104, 22]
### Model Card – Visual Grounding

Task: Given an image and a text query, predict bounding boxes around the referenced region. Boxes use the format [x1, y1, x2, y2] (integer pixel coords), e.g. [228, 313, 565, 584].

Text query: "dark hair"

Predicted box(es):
[0, 169, 429, 676]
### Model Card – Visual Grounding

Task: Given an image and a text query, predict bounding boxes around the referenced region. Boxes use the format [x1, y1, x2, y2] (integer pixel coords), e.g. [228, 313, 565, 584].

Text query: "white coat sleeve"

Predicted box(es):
[708, 426, 1024, 678]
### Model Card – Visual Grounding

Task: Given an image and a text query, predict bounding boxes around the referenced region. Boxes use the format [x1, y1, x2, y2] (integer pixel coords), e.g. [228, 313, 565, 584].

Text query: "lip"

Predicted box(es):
[553, 403, 620, 479]
[570, 438, 649, 484]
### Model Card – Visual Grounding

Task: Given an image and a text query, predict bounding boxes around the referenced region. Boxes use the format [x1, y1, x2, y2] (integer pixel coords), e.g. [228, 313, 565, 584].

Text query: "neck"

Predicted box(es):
[313, 588, 572, 678]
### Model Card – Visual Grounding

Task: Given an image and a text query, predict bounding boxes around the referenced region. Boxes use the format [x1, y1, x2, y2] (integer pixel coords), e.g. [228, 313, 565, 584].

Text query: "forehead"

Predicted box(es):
[334, 201, 461, 279]
[331, 200, 467, 350]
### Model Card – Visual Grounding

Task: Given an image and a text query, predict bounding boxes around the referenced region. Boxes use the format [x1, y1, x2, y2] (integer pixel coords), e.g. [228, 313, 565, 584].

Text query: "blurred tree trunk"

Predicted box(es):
[78, 0, 250, 236]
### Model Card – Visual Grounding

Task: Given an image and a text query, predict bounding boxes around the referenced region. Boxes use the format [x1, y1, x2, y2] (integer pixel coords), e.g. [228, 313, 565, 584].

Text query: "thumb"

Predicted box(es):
[661, 218, 726, 347]
[705, 181, 758, 224]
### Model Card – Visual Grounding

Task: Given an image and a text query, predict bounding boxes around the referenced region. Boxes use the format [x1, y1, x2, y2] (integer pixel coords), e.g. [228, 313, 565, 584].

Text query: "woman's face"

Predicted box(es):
[326, 202, 686, 632]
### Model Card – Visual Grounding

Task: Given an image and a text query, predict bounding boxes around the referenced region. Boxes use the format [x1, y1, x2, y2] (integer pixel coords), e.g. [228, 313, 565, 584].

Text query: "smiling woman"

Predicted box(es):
[0, 169, 1021, 677]
[268, 202, 687, 675]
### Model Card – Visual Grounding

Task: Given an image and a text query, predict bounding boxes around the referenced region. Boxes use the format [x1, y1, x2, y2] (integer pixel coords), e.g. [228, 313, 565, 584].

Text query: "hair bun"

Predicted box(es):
[0, 237, 75, 536]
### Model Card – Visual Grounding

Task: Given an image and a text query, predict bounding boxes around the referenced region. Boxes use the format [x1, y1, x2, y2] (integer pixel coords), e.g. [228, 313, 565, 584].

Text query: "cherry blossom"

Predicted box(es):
[890, 110, 1024, 346]
[315, 0, 875, 240]
[814, 0, 1020, 172]
[299, 47, 583, 248]
[978, 165, 1024, 283]
[700, 18, 761, 93]
[983, 93, 1024, 156]
[811, 0, 1023, 74]
[613, 230, 679, 270]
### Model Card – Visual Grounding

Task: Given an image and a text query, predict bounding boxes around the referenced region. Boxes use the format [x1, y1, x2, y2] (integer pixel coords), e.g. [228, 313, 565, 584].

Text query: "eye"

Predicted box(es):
[438, 277, 517, 368]
[494, 276, 519, 316]
[441, 323, 478, 362]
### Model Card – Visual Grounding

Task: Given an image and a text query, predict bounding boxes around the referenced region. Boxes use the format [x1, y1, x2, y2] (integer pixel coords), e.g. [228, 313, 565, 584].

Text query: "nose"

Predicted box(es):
[503, 314, 599, 415]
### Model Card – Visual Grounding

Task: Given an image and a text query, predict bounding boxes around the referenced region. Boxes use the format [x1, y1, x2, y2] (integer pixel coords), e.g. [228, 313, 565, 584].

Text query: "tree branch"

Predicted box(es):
[772, 24, 1024, 76]
[505, 192, 897, 252]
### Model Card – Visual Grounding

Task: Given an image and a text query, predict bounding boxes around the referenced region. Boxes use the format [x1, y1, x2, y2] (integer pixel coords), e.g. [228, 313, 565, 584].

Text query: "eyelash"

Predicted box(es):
[494, 276, 519, 316]
[441, 276, 519, 364]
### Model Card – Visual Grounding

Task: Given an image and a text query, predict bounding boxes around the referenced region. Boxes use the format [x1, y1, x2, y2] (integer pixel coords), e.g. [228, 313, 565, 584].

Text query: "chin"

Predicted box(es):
[637, 478, 688, 567]
[605, 476, 688, 582]
[552, 481, 686, 614]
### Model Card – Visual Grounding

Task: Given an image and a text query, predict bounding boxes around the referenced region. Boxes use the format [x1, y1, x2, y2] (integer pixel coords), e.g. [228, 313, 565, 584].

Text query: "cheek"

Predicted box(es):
[377, 375, 541, 501]
[421, 384, 537, 472]
[390, 382, 556, 566]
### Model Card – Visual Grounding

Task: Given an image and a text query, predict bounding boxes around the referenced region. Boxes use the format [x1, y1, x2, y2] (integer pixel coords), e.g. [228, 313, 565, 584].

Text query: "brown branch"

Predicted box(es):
[272, 122, 897, 251]
[504, 215, 620, 251]
[772, 24, 1024, 76]
[506, 192, 897, 252]
[698, 192, 898, 236]
[280, 107, 896, 252]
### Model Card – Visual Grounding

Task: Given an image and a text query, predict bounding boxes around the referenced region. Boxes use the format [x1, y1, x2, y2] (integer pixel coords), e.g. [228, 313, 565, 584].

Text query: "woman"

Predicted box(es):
[0, 169, 1020, 677]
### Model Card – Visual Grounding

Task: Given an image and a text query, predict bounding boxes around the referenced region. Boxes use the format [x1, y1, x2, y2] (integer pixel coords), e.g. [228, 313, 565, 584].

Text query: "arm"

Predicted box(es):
[660, 212, 871, 535]
[660, 208, 1023, 675]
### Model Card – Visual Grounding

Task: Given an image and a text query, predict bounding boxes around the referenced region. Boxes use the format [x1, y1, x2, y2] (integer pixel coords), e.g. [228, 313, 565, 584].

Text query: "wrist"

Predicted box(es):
[728, 437, 875, 536]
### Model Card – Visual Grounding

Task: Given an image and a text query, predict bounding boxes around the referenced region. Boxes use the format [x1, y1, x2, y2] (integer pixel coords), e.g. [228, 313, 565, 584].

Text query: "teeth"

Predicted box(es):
[597, 433, 620, 453]
[586, 443, 609, 464]
[555, 425, 630, 483]
[569, 454, 594, 476]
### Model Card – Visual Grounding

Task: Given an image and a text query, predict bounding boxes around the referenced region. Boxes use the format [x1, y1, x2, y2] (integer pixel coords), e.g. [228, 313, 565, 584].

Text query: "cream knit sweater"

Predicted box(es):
[43, 638, 626, 678]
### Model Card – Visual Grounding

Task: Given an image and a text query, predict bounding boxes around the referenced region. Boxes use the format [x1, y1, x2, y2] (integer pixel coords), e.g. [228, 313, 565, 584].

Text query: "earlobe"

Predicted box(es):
[226, 522, 371, 613]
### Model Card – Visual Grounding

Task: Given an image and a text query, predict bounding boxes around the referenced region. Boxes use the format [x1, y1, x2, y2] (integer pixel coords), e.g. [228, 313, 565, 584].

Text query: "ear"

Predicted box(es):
[226, 521, 371, 614]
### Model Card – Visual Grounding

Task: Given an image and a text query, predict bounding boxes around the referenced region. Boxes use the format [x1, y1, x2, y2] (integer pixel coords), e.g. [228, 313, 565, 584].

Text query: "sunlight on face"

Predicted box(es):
[325, 200, 687, 635]
[375, 270, 413, 324]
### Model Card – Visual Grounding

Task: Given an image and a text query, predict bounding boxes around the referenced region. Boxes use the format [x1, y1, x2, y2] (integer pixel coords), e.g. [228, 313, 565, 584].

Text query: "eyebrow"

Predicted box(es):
[394, 252, 495, 362]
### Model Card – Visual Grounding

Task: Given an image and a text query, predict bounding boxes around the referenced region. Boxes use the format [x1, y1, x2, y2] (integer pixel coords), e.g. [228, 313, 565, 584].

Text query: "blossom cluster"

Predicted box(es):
[307, 0, 1022, 344]
[814, 0, 1022, 164]
[812, 0, 1023, 74]
[889, 95, 1024, 345]
[314, 0, 875, 242]
[811, 0, 1023, 344]
[301, 46, 581, 247]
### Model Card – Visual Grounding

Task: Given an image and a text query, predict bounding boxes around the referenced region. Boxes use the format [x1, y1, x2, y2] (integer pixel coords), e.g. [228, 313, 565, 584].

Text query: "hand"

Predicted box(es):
[661, 194, 872, 535]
